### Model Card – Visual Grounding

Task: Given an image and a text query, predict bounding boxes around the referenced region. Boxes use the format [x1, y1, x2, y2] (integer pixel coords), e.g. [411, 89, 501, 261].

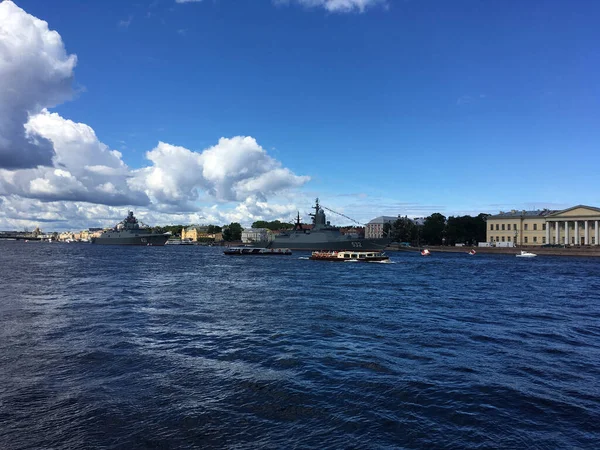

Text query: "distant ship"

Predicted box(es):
[91, 211, 169, 246]
[254, 198, 390, 251]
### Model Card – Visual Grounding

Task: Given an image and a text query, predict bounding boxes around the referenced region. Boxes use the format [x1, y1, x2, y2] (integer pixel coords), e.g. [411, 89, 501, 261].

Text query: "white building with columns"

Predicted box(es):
[486, 205, 600, 246]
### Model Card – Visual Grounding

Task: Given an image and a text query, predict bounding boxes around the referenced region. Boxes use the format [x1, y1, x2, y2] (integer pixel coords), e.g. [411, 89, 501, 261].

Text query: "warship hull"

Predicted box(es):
[250, 198, 391, 251]
[255, 234, 390, 251]
[91, 234, 169, 246]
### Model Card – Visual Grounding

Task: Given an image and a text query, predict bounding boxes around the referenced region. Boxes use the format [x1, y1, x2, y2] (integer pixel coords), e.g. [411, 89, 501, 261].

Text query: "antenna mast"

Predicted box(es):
[320, 204, 365, 226]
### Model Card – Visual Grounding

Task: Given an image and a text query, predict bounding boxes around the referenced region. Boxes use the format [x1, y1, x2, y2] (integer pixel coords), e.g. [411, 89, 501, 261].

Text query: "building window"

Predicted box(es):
[508, 224, 511, 231]
[543, 237, 546, 244]
[524, 224, 528, 231]
[496, 224, 499, 231]
[533, 224, 537, 231]
[524, 237, 528, 243]
[490, 224, 493, 231]
[502, 224, 505, 231]
[514, 224, 517, 230]
[502, 236, 505, 242]
[542, 224, 546, 231]
[508, 236, 511, 242]
[593, 237, 596, 244]
[533, 236, 537, 243]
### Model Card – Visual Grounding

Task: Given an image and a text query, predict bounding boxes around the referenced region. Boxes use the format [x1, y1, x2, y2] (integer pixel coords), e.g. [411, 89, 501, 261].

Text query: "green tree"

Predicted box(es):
[445, 214, 489, 245]
[222, 222, 243, 241]
[251, 220, 293, 231]
[207, 225, 222, 234]
[153, 224, 186, 237]
[422, 213, 446, 245]
[389, 216, 415, 243]
[474, 213, 489, 243]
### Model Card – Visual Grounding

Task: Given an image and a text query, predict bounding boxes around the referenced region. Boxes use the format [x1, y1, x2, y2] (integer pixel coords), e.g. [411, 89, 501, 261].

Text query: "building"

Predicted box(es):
[241, 228, 271, 243]
[340, 226, 365, 238]
[365, 216, 397, 239]
[181, 226, 222, 242]
[59, 231, 74, 241]
[486, 205, 600, 246]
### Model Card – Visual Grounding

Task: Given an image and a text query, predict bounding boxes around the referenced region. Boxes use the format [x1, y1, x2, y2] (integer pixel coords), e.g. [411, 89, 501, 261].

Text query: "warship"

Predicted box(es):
[255, 198, 390, 251]
[91, 211, 169, 246]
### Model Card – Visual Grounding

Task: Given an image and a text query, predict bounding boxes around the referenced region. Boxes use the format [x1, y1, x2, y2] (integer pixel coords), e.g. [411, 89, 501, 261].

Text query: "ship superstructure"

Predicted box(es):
[257, 198, 390, 251]
[91, 211, 169, 246]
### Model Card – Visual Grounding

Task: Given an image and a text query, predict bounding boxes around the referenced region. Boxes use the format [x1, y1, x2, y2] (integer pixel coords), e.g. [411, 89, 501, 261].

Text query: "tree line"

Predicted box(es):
[384, 213, 488, 246]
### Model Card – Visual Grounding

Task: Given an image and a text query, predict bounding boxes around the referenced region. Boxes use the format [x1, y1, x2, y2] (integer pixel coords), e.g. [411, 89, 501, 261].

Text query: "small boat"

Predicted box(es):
[309, 250, 389, 262]
[516, 250, 537, 258]
[224, 247, 292, 256]
[468, 249, 476, 255]
[421, 249, 431, 256]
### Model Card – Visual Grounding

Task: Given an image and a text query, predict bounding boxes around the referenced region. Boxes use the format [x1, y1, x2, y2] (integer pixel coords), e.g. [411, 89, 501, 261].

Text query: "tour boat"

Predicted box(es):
[421, 249, 431, 256]
[309, 250, 389, 262]
[224, 247, 292, 256]
[516, 250, 537, 258]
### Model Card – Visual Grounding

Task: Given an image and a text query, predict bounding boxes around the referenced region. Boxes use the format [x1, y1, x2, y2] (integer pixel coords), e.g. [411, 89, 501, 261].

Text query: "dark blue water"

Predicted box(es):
[1, 241, 599, 449]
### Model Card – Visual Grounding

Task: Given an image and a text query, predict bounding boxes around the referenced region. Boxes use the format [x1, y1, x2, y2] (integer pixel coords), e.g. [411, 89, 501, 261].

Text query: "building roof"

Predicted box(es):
[486, 209, 557, 219]
[185, 225, 208, 232]
[546, 205, 600, 217]
[367, 216, 398, 225]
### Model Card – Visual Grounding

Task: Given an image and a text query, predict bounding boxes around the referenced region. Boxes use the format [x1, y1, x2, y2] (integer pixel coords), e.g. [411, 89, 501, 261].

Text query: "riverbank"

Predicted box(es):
[387, 244, 600, 257]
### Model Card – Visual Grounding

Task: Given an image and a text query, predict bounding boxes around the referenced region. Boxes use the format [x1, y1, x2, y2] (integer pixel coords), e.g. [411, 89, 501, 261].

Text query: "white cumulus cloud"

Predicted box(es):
[0, 1, 311, 230]
[131, 137, 310, 208]
[0, 0, 77, 169]
[0, 110, 150, 206]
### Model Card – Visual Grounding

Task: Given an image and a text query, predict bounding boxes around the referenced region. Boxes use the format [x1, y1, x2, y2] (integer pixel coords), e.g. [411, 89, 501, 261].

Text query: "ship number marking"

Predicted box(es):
[351, 242, 362, 248]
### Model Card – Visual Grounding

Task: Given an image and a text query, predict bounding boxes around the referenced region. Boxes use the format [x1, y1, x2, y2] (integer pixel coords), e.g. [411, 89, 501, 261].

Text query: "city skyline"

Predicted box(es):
[1, 0, 599, 231]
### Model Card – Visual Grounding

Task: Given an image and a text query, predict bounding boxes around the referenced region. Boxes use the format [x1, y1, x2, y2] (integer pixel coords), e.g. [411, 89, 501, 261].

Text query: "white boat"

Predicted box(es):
[421, 249, 431, 256]
[224, 247, 292, 256]
[309, 250, 389, 262]
[468, 249, 476, 255]
[516, 250, 537, 258]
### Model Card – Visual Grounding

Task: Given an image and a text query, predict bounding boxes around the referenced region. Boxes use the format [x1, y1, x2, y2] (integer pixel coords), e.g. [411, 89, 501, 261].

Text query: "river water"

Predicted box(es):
[1, 241, 599, 449]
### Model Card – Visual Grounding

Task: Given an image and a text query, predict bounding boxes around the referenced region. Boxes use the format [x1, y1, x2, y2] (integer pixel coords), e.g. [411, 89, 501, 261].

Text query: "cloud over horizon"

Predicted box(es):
[0, 0, 310, 230]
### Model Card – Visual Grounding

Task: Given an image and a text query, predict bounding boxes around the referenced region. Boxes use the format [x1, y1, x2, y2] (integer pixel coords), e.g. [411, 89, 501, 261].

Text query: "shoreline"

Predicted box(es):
[387, 245, 600, 257]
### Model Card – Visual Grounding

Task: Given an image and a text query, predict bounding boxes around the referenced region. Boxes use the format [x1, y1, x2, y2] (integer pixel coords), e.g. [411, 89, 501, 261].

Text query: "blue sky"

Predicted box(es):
[1, 0, 599, 229]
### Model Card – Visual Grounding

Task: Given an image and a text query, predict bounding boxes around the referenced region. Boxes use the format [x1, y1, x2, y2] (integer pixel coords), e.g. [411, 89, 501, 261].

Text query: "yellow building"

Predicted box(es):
[181, 226, 222, 242]
[59, 231, 74, 241]
[486, 205, 600, 246]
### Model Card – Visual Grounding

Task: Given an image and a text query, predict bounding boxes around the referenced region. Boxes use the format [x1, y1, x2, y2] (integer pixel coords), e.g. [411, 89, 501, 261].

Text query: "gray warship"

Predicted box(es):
[91, 211, 169, 246]
[257, 198, 390, 251]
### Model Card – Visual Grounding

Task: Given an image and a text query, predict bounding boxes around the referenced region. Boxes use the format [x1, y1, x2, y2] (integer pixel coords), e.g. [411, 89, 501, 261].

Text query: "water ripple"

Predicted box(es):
[1, 242, 599, 448]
